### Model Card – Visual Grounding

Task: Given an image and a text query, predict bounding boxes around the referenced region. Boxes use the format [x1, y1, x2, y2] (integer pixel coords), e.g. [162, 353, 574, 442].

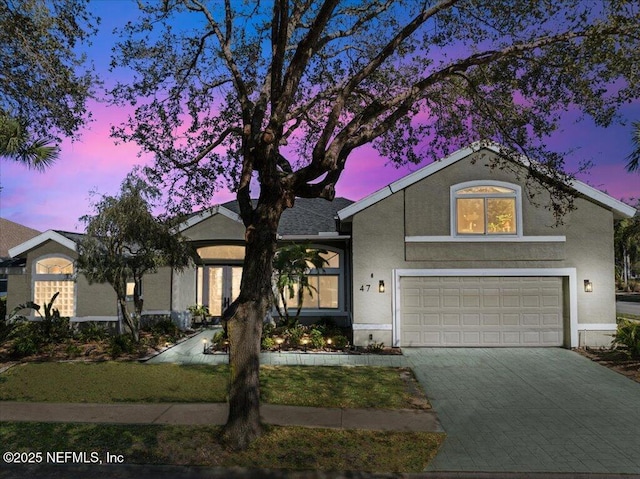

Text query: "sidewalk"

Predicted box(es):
[0, 401, 442, 433]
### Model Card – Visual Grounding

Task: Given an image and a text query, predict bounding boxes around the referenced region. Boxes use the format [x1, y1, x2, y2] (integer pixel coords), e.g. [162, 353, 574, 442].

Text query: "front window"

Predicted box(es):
[453, 183, 520, 236]
[275, 248, 342, 311]
[33, 256, 75, 317]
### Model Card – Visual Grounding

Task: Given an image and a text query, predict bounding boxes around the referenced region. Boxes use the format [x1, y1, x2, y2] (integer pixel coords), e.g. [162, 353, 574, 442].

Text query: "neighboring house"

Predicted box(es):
[5, 143, 636, 348]
[0, 218, 41, 298]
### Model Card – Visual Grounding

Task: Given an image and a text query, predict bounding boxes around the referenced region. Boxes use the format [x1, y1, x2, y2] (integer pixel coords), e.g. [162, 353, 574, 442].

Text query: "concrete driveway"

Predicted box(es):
[404, 348, 640, 474]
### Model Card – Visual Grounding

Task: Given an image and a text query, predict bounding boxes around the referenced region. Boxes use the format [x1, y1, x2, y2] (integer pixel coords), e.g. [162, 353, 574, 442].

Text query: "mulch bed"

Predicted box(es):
[575, 347, 640, 383]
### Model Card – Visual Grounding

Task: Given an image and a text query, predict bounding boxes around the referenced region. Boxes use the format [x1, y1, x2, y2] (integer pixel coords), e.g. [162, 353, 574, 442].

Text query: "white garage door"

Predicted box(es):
[400, 276, 564, 346]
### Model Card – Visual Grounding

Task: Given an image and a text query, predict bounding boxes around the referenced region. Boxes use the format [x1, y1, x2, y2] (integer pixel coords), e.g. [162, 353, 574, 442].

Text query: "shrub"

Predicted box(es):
[308, 328, 325, 349]
[332, 334, 349, 349]
[9, 322, 44, 358]
[366, 341, 386, 353]
[612, 319, 640, 358]
[78, 322, 109, 342]
[261, 335, 276, 351]
[285, 324, 306, 348]
[65, 340, 83, 358]
[211, 330, 227, 349]
[109, 334, 136, 358]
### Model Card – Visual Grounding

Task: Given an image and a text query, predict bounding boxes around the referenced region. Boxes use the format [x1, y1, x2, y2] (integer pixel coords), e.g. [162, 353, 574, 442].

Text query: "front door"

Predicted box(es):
[203, 266, 243, 319]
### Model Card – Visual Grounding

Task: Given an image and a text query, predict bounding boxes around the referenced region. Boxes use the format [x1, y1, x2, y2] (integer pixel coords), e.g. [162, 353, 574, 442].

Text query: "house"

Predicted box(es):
[5, 142, 636, 348]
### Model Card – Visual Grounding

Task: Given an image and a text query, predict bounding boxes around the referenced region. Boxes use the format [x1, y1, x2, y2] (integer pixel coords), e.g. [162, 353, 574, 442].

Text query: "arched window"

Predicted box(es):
[33, 255, 75, 317]
[451, 181, 521, 236]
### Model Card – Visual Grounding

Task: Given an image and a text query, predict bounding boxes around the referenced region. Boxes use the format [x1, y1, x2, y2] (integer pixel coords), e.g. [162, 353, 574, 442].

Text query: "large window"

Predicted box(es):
[276, 248, 342, 311]
[33, 256, 75, 317]
[452, 182, 520, 236]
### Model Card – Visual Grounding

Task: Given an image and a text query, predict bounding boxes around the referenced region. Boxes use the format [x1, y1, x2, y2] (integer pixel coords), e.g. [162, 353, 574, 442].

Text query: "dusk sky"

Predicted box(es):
[1, 1, 638, 234]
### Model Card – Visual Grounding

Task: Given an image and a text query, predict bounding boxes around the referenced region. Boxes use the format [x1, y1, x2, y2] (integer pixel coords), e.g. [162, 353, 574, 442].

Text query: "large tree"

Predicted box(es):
[76, 174, 194, 342]
[0, 0, 97, 168]
[109, 0, 640, 449]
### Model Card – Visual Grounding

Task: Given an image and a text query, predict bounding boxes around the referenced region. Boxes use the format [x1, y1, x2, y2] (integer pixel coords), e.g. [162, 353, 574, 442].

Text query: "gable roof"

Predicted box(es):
[180, 197, 354, 237]
[337, 142, 637, 221]
[8, 230, 79, 258]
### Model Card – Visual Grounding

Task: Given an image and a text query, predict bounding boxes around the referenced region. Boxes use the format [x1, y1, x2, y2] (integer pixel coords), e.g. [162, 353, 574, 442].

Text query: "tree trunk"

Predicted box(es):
[222, 201, 283, 450]
[118, 297, 139, 343]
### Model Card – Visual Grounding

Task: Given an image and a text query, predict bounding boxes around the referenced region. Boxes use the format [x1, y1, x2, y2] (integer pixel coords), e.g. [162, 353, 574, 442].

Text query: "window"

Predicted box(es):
[275, 248, 342, 311]
[33, 256, 75, 317]
[452, 182, 520, 236]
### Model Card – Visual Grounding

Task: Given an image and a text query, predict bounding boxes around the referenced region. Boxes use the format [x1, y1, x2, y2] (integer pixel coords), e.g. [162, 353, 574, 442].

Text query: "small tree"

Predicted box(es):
[77, 174, 194, 342]
[272, 244, 329, 328]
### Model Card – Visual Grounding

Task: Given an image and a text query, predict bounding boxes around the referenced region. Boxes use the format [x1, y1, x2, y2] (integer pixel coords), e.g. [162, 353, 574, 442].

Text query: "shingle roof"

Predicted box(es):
[0, 218, 41, 257]
[221, 197, 353, 236]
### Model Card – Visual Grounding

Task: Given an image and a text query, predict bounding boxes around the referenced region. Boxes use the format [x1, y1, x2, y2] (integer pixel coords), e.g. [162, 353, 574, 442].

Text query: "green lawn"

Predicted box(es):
[0, 422, 444, 472]
[0, 363, 442, 472]
[0, 362, 427, 409]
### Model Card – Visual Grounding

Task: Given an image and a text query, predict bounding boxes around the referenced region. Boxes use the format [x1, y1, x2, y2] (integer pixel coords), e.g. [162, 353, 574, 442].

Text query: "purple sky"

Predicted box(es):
[1, 3, 638, 234]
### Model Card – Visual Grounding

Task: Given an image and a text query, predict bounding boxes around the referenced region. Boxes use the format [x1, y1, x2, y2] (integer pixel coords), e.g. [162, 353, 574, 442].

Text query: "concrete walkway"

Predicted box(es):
[404, 348, 640, 475]
[145, 328, 408, 367]
[0, 401, 441, 432]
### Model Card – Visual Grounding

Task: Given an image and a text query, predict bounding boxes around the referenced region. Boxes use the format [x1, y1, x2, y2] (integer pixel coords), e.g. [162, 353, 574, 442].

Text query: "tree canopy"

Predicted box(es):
[0, 0, 98, 167]
[111, 0, 639, 218]
[76, 174, 194, 342]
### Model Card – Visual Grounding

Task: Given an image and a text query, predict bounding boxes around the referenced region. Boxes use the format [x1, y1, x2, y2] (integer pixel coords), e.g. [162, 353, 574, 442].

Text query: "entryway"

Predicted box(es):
[198, 265, 242, 320]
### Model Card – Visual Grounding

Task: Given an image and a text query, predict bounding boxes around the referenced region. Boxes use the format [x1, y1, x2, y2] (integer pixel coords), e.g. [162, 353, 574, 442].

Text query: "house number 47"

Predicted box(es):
[359, 284, 371, 292]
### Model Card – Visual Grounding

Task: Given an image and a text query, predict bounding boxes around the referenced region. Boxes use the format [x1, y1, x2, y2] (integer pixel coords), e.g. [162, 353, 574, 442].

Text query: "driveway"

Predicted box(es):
[404, 348, 640, 474]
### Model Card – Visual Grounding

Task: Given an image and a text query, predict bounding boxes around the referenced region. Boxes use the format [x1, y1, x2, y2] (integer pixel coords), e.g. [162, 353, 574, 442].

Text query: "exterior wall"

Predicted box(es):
[6, 273, 29, 313]
[172, 267, 197, 311]
[142, 267, 172, 311]
[351, 151, 618, 347]
[75, 276, 117, 317]
[182, 213, 245, 242]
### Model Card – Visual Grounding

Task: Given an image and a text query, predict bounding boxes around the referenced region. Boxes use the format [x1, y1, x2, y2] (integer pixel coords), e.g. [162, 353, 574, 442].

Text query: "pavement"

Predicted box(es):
[2, 330, 640, 478]
[616, 300, 640, 316]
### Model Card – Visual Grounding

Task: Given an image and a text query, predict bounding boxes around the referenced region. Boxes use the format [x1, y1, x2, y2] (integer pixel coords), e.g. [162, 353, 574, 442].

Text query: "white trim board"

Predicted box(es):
[391, 268, 579, 348]
[352, 323, 393, 331]
[405, 236, 566, 243]
[8, 230, 78, 257]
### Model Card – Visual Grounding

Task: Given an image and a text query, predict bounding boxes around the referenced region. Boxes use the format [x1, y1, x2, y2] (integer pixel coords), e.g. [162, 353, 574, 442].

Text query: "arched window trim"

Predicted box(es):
[32, 253, 77, 318]
[450, 180, 523, 238]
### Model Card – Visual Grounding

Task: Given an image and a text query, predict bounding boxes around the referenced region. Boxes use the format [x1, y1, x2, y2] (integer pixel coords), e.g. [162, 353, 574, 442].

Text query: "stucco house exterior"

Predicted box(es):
[5, 143, 636, 348]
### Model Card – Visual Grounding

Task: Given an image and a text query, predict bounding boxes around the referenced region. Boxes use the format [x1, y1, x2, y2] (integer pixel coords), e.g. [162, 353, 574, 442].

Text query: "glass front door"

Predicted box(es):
[200, 266, 243, 318]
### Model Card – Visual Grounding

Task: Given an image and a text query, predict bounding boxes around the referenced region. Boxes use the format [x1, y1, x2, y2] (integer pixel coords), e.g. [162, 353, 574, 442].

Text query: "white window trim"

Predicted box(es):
[405, 235, 566, 243]
[32, 254, 77, 318]
[391, 268, 579, 348]
[450, 180, 523, 238]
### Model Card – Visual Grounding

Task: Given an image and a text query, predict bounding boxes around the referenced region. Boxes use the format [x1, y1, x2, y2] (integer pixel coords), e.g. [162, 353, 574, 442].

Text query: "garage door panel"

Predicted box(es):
[400, 276, 564, 347]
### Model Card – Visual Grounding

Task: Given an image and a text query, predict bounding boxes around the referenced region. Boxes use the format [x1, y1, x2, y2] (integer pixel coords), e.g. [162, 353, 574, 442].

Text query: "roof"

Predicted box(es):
[180, 197, 354, 237]
[0, 218, 40, 257]
[337, 142, 637, 221]
[8, 230, 79, 258]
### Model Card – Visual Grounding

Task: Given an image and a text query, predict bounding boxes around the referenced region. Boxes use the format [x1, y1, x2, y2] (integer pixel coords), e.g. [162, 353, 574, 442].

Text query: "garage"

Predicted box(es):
[399, 275, 565, 347]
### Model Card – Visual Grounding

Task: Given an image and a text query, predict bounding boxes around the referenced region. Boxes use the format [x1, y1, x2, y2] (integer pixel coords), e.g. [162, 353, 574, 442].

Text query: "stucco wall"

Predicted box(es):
[142, 267, 173, 311]
[350, 151, 618, 347]
[182, 213, 246, 241]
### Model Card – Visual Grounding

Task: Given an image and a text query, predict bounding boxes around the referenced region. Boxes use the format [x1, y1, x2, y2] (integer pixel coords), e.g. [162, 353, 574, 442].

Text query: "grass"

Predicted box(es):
[0, 422, 444, 472]
[0, 363, 427, 409]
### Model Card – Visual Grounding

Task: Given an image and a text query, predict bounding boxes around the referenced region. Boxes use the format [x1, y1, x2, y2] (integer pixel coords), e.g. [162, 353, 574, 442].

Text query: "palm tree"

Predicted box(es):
[272, 244, 329, 328]
[0, 112, 59, 171]
[626, 121, 640, 172]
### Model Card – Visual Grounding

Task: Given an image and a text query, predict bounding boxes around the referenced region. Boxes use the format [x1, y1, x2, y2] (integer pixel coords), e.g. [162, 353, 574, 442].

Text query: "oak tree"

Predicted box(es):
[109, 0, 640, 449]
